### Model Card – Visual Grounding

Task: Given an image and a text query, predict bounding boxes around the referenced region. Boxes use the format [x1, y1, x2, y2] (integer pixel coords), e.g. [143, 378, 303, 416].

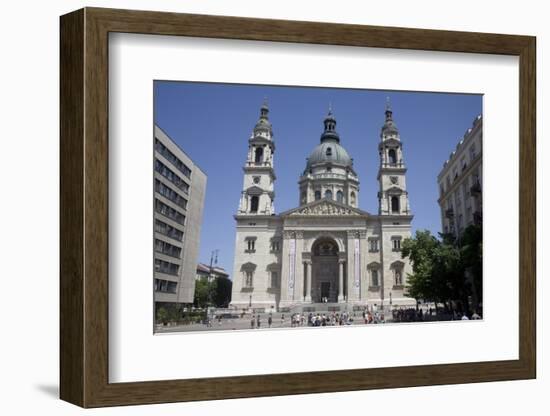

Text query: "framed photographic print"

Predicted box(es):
[60, 7, 536, 408]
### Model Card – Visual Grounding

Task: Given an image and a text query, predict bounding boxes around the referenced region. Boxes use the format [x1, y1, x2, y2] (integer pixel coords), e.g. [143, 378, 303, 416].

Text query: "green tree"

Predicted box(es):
[402, 228, 481, 314]
[459, 224, 483, 311]
[401, 230, 442, 304]
[213, 277, 232, 307]
[193, 279, 211, 308]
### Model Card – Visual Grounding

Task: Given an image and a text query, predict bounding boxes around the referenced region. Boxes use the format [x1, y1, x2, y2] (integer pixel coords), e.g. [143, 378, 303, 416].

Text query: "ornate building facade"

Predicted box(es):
[230, 101, 415, 312]
[437, 115, 482, 237]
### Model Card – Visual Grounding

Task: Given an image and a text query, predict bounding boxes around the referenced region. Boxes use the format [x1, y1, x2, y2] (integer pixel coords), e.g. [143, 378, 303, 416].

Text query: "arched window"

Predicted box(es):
[254, 147, 264, 163]
[350, 192, 356, 206]
[324, 189, 333, 200]
[395, 269, 403, 285]
[250, 195, 259, 213]
[326, 147, 332, 157]
[314, 190, 321, 201]
[371, 269, 379, 287]
[391, 196, 399, 213]
[241, 262, 256, 288]
[336, 190, 344, 203]
[388, 148, 397, 164]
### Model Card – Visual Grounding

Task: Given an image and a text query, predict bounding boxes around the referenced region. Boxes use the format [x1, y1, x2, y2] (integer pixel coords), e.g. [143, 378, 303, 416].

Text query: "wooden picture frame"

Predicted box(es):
[60, 7, 536, 408]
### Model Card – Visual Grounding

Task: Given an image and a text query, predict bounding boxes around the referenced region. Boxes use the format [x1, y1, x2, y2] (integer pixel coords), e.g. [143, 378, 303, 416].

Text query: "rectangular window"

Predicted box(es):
[155, 199, 186, 225]
[155, 138, 192, 178]
[245, 237, 257, 253]
[155, 179, 188, 209]
[368, 238, 379, 252]
[270, 239, 281, 252]
[154, 278, 177, 293]
[155, 159, 190, 193]
[392, 237, 402, 251]
[154, 238, 182, 258]
[154, 259, 180, 276]
[154, 219, 184, 241]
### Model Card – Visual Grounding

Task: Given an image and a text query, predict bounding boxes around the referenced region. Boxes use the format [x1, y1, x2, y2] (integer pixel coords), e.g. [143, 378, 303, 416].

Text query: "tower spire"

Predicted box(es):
[321, 105, 339, 143]
[377, 100, 410, 216]
[385, 96, 393, 121]
[238, 102, 276, 215]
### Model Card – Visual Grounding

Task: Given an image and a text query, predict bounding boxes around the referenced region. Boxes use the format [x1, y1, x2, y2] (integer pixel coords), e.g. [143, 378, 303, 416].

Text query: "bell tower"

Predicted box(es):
[377, 98, 411, 216]
[237, 100, 276, 215]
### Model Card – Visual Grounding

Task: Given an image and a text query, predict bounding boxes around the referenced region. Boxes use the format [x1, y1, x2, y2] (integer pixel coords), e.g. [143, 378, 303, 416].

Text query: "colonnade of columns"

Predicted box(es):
[302, 257, 346, 303]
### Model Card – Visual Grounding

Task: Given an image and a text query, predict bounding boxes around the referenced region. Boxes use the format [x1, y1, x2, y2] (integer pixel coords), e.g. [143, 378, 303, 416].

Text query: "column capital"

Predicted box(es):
[283, 230, 304, 239]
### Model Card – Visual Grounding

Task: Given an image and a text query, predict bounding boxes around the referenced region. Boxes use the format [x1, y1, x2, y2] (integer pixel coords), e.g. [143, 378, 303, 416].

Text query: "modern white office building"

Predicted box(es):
[154, 125, 207, 309]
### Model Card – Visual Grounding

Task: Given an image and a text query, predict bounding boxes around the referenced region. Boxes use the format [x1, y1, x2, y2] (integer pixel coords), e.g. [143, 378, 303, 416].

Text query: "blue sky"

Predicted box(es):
[154, 81, 482, 276]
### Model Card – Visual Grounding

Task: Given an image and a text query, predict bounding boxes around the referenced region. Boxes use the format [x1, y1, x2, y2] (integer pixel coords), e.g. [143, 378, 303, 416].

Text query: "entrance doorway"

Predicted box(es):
[310, 238, 339, 303]
[320, 282, 331, 301]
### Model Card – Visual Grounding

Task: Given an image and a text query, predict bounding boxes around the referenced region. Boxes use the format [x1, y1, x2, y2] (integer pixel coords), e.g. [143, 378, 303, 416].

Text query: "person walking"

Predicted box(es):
[257, 314, 261, 329]
[250, 315, 255, 329]
[268, 314, 273, 328]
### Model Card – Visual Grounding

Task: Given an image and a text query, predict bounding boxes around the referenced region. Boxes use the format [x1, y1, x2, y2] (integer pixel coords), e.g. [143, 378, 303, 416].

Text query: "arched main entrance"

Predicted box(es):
[310, 238, 340, 303]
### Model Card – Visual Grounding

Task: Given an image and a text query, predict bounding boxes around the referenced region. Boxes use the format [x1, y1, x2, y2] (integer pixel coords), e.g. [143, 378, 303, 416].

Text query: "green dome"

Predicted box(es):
[306, 141, 352, 169]
[306, 109, 353, 169]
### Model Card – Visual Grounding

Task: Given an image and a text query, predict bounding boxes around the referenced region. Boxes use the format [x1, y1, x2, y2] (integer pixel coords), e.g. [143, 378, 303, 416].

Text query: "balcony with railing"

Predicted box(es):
[473, 211, 482, 225]
[470, 180, 482, 196]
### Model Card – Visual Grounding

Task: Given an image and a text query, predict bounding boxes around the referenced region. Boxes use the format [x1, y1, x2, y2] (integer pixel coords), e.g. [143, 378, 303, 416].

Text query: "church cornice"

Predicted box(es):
[377, 166, 407, 180]
[248, 136, 275, 149]
[243, 165, 276, 179]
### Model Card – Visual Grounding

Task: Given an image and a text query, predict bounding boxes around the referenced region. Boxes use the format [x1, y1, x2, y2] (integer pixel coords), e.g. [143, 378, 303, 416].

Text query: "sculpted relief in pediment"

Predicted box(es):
[290, 201, 360, 216]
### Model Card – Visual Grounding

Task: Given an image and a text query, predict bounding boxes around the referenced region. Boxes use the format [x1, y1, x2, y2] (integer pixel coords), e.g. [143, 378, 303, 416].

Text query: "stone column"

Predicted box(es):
[338, 260, 345, 302]
[304, 260, 312, 302]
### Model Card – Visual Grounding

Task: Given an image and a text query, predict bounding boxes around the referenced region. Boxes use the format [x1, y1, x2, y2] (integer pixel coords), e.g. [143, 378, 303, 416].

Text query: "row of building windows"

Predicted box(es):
[243, 270, 279, 289]
[441, 145, 479, 195]
[154, 278, 178, 293]
[155, 159, 190, 193]
[154, 219, 184, 241]
[155, 138, 192, 178]
[155, 199, 186, 225]
[155, 179, 188, 209]
[313, 189, 346, 203]
[154, 258, 180, 276]
[154, 238, 182, 259]
[244, 237, 401, 254]
[242, 268, 403, 290]
[370, 268, 403, 287]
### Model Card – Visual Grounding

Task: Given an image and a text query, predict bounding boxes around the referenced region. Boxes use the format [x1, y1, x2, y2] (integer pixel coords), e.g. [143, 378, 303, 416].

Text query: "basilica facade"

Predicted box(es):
[230, 101, 416, 312]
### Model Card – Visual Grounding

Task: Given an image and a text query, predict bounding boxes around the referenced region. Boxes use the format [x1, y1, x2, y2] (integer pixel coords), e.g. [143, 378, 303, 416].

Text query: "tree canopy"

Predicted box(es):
[401, 225, 482, 313]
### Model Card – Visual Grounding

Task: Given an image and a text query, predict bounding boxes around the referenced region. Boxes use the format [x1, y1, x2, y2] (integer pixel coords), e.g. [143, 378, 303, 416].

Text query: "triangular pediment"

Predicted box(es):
[280, 198, 369, 217]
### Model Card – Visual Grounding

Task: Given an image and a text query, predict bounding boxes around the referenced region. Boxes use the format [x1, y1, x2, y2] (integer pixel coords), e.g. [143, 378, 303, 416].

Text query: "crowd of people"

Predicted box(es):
[204, 306, 482, 330]
[247, 311, 365, 329]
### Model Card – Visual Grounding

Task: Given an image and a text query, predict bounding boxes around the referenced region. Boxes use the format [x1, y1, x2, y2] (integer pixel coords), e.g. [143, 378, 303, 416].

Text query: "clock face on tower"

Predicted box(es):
[253, 176, 261, 184]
